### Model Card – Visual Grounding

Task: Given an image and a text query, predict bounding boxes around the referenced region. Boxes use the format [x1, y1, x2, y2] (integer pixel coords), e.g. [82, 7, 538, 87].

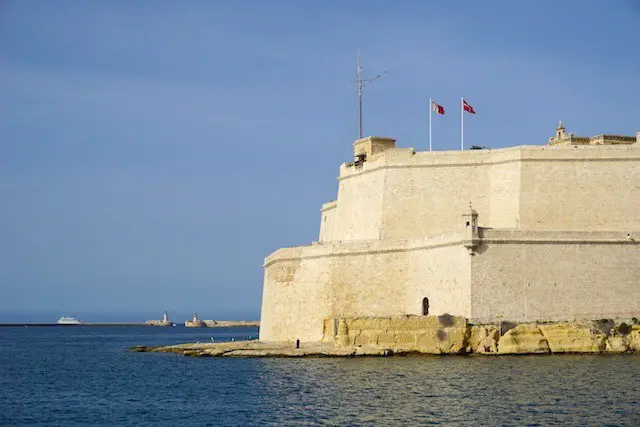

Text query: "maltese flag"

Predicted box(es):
[463, 99, 476, 114]
[431, 101, 445, 115]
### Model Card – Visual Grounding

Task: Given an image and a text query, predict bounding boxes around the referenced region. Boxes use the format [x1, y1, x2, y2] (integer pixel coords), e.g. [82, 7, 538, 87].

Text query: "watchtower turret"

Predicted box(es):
[353, 136, 396, 165]
[462, 203, 479, 254]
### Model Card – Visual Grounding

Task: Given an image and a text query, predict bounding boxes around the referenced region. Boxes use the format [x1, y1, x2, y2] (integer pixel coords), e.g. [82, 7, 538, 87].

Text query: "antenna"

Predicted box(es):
[352, 45, 386, 139]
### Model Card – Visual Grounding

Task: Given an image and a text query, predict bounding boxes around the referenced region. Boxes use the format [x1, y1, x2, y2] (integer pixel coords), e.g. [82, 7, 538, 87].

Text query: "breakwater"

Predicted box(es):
[0, 320, 260, 328]
[0, 322, 151, 327]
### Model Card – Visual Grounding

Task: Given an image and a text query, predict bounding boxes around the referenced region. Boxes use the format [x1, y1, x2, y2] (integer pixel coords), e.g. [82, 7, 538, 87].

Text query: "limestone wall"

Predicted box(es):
[330, 167, 386, 241]
[518, 145, 640, 230]
[324, 145, 640, 242]
[470, 229, 640, 323]
[260, 235, 471, 342]
[329, 315, 469, 354]
[318, 201, 336, 242]
[260, 228, 639, 342]
[260, 248, 333, 342]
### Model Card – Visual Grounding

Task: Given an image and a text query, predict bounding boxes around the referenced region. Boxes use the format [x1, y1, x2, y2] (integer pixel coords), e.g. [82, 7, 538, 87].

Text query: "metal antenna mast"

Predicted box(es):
[353, 45, 386, 139]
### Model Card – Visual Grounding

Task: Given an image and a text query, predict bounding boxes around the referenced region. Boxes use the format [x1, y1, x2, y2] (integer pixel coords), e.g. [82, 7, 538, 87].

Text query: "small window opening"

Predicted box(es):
[422, 297, 429, 315]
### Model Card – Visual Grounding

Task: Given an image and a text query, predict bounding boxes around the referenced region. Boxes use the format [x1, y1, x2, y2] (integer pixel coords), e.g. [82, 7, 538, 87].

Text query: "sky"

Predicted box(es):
[0, 1, 638, 322]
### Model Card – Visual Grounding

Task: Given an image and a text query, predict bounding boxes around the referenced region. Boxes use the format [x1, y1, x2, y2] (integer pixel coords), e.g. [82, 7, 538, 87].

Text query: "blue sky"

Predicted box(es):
[0, 1, 638, 321]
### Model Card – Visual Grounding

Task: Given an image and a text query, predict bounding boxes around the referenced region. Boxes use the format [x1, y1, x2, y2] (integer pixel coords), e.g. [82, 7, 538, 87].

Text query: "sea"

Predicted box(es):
[0, 326, 638, 426]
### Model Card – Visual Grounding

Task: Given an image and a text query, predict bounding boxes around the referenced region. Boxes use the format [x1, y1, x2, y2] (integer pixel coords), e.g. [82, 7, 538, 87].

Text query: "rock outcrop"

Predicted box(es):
[134, 318, 640, 358]
[538, 323, 607, 353]
[467, 325, 499, 354]
[497, 324, 550, 354]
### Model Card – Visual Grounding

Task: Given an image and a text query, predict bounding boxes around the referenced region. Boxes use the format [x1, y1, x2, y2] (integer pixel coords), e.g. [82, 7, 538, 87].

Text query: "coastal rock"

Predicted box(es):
[498, 324, 549, 354]
[133, 319, 640, 358]
[355, 345, 393, 356]
[627, 325, 640, 352]
[605, 335, 629, 353]
[538, 323, 606, 353]
[467, 325, 499, 354]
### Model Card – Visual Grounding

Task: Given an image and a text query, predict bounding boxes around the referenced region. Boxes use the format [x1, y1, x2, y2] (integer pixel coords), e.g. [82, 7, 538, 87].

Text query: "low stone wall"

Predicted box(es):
[326, 316, 640, 355]
[328, 315, 470, 354]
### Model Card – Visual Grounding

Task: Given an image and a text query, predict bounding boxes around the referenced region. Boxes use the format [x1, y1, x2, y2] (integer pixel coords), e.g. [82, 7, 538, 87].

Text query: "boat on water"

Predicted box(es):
[57, 316, 82, 325]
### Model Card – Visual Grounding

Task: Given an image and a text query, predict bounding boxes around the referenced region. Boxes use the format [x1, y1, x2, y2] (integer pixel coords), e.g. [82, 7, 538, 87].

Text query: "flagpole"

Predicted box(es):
[461, 97, 464, 151]
[429, 98, 432, 152]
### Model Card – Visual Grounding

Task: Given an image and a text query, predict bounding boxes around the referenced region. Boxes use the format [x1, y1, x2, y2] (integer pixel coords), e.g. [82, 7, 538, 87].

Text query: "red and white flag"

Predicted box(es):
[463, 99, 476, 114]
[431, 101, 445, 115]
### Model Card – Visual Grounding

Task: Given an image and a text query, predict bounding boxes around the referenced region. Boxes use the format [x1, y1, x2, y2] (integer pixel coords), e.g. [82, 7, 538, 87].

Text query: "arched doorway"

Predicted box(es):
[422, 297, 429, 315]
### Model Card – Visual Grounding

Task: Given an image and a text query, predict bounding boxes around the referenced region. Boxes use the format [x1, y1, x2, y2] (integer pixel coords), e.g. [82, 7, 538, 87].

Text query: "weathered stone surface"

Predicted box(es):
[628, 325, 640, 352]
[538, 323, 607, 353]
[605, 335, 629, 353]
[334, 315, 469, 354]
[498, 324, 550, 354]
[467, 325, 499, 354]
[355, 346, 393, 357]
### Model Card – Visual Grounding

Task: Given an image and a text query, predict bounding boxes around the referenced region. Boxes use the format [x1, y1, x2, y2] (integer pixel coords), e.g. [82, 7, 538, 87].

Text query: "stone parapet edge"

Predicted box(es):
[264, 229, 640, 267]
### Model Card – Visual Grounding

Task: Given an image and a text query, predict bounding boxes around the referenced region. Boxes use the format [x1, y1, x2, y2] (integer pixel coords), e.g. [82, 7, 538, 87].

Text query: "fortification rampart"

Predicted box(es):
[261, 126, 640, 343]
[322, 144, 640, 242]
[260, 227, 640, 341]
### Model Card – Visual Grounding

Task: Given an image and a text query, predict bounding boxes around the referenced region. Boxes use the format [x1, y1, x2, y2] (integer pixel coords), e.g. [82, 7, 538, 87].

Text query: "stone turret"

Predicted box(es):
[353, 136, 396, 165]
[462, 203, 479, 254]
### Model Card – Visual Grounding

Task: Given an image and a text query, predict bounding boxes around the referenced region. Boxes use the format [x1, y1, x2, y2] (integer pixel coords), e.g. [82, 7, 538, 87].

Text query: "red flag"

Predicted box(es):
[463, 99, 476, 114]
[431, 101, 445, 115]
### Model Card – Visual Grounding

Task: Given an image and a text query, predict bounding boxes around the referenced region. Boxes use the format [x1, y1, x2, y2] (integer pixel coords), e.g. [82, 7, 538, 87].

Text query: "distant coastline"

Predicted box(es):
[0, 320, 260, 328]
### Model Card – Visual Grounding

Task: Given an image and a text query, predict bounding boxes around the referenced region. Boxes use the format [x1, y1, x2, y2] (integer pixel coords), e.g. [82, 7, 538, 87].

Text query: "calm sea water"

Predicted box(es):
[0, 326, 638, 426]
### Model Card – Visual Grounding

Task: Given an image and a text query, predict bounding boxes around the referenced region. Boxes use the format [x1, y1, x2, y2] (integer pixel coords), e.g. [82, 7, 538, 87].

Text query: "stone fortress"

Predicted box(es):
[259, 123, 640, 346]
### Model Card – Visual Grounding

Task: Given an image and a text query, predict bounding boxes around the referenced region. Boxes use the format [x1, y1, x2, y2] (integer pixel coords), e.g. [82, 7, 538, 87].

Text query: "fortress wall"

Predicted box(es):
[380, 164, 491, 239]
[470, 230, 640, 323]
[259, 249, 333, 342]
[518, 147, 640, 230]
[318, 201, 337, 242]
[330, 145, 640, 241]
[334, 147, 531, 241]
[488, 161, 522, 228]
[260, 235, 472, 342]
[330, 167, 386, 241]
[403, 243, 471, 317]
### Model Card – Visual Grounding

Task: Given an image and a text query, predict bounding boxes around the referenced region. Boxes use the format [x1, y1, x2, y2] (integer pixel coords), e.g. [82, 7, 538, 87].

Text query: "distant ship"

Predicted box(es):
[57, 316, 82, 325]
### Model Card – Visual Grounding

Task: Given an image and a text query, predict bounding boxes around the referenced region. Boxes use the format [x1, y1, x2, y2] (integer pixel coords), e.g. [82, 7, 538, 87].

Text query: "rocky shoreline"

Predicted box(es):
[132, 318, 640, 358]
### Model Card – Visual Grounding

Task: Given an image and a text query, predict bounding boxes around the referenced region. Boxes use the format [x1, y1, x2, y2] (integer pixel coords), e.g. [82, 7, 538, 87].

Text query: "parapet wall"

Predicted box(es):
[260, 233, 472, 342]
